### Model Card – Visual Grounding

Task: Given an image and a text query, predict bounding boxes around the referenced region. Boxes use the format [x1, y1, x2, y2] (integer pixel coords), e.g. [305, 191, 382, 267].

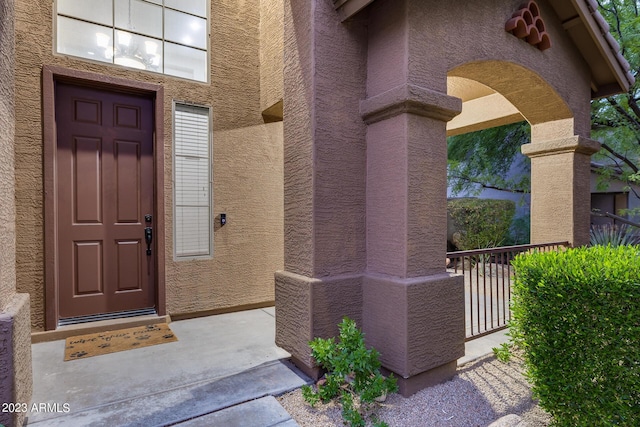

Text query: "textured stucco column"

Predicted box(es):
[522, 134, 600, 246]
[278, 0, 465, 395]
[275, 0, 368, 379]
[360, 84, 465, 396]
[355, 0, 465, 396]
[1, 0, 33, 425]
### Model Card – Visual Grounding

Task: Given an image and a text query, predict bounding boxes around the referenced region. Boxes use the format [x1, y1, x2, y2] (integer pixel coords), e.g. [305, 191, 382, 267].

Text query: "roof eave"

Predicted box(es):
[559, 0, 634, 98]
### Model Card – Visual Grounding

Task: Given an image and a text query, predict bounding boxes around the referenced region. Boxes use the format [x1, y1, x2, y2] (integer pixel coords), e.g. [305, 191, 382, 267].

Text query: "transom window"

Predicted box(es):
[56, 0, 208, 82]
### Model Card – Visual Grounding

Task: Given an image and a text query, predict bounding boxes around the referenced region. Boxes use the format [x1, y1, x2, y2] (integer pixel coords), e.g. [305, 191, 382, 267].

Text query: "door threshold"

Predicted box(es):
[58, 308, 158, 327]
[32, 313, 171, 344]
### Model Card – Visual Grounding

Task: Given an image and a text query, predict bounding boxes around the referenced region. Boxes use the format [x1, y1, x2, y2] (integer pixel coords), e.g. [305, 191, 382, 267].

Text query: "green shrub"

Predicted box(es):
[510, 246, 640, 426]
[448, 198, 516, 250]
[590, 224, 640, 246]
[301, 317, 398, 427]
[507, 214, 530, 245]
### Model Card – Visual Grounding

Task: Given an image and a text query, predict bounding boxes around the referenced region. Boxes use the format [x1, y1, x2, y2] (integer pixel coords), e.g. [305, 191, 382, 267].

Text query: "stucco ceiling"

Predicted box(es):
[446, 77, 524, 136]
[447, 77, 495, 103]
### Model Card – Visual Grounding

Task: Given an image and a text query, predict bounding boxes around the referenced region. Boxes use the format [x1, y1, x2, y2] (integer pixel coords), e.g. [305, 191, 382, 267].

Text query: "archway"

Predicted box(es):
[447, 61, 599, 245]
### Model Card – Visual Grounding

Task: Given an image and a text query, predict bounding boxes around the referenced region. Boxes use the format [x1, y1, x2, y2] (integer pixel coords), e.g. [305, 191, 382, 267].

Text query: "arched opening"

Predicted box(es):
[446, 60, 593, 246]
[444, 61, 586, 339]
[448, 61, 573, 131]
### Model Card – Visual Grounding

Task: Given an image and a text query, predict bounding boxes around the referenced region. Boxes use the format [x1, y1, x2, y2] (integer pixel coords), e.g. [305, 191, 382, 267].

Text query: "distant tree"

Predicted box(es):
[448, 1, 640, 206]
[591, 0, 640, 202]
[447, 122, 530, 196]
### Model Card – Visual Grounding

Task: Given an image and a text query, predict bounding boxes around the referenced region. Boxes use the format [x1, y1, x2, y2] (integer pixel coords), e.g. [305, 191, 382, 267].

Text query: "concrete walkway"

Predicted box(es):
[26, 307, 507, 426]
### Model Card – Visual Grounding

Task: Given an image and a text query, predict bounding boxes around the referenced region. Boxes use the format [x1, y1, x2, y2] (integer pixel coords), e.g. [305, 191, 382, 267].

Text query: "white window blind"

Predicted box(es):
[174, 103, 211, 257]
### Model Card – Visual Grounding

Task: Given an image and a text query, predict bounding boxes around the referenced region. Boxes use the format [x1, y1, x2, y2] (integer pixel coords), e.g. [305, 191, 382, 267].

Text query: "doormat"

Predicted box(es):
[64, 324, 177, 361]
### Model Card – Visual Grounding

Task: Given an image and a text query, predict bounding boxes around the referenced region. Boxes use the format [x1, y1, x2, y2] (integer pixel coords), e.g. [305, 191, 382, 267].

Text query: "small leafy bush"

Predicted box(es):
[492, 342, 511, 363]
[301, 317, 398, 427]
[448, 198, 516, 250]
[510, 246, 640, 426]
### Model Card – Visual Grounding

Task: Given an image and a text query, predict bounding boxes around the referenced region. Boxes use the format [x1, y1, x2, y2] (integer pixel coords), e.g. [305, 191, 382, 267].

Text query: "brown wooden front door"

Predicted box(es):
[55, 83, 156, 319]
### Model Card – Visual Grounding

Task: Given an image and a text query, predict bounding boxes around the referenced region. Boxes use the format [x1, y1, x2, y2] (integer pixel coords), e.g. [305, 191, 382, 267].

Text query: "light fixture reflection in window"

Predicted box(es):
[97, 30, 162, 71]
[96, 32, 110, 48]
[117, 31, 132, 47]
[145, 41, 158, 55]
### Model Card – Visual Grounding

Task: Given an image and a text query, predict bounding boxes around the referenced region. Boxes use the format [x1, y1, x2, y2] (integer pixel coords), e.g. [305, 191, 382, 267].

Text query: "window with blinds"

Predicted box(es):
[174, 103, 212, 258]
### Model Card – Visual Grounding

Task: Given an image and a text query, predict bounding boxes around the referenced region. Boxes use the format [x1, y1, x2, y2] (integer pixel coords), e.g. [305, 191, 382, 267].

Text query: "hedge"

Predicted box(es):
[447, 198, 515, 250]
[510, 245, 640, 426]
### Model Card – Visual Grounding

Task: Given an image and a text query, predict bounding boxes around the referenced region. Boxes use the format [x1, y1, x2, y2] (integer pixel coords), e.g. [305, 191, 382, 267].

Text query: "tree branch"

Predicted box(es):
[449, 175, 526, 194]
[601, 153, 625, 172]
[597, 0, 615, 15]
[610, 1, 625, 54]
[608, 97, 640, 131]
[600, 142, 640, 173]
[627, 95, 640, 120]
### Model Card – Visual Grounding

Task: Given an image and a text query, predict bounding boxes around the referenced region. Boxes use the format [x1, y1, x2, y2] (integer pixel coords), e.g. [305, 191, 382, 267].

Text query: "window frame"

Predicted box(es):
[172, 101, 213, 260]
[54, 0, 210, 83]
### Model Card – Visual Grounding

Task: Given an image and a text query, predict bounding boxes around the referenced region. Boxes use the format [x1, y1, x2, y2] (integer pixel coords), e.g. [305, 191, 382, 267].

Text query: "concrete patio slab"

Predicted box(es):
[459, 329, 509, 366]
[26, 308, 309, 426]
[27, 360, 307, 426]
[25, 306, 505, 426]
[174, 396, 299, 427]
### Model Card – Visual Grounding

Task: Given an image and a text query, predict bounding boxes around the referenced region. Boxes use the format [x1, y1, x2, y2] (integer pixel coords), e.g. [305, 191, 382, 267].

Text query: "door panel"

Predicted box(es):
[56, 83, 155, 319]
[74, 241, 103, 294]
[115, 140, 141, 222]
[116, 240, 142, 291]
[73, 137, 102, 223]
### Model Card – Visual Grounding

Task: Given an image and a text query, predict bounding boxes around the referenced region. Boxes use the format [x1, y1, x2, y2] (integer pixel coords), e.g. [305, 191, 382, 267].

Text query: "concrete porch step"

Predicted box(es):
[174, 396, 300, 427]
[26, 359, 309, 427]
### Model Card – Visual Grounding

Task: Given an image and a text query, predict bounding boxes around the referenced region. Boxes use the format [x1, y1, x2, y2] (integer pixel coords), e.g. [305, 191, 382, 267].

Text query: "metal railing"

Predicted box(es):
[447, 241, 569, 341]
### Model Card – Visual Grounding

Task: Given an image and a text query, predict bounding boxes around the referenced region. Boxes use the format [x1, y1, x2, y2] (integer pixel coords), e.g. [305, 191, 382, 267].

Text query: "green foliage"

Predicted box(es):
[510, 246, 640, 426]
[492, 342, 512, 363]
[301, 317, 397, 427]
[507, 214, 531, 245]
[590, 223, 640, 246]
[448, 198, 516, 250]
[591, 1, 640, 196]
[447, 122, 531, 196]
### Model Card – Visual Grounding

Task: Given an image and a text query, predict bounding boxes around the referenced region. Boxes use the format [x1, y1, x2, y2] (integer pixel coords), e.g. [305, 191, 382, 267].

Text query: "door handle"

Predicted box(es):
[145, 227, 153, 256]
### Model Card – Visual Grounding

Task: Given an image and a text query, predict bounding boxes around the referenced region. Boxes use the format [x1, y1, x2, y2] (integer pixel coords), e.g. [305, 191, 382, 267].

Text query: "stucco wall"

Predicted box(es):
[282, 0, 368, 277]
[400, 0, 592, 137]
[1, 0, 32, 425]
[1, 0, 17, 309]
[14, 0, 284, 330]
[260, 0, 284, 114]
[167, 123, 283, 315]
[0, 0, 17, 422]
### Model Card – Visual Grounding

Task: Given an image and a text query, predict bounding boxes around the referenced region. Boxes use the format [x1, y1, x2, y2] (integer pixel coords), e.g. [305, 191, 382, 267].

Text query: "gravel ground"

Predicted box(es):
[278, 354, 551, 427]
